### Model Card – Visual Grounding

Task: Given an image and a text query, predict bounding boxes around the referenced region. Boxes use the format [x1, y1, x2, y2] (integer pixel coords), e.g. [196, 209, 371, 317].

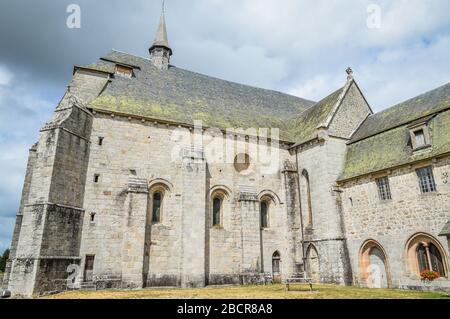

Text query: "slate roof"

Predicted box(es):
[439, 220, 450, 236]
[84, 50, 315, 141]
[351, 82, 450, 142]
[289, 86, 346, 145]
[340, 82, 450, 181]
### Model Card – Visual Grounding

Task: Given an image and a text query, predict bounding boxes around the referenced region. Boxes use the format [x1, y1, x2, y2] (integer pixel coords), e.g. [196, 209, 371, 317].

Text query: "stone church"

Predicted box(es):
[3, 10, 450, 296]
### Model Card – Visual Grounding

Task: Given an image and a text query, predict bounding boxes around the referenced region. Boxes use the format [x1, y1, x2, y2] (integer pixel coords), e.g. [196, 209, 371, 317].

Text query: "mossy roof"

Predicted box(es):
[351, 82, 450, 142]
[340, 83, 450, 181]
[85, 50, 315, 141]
[288, 86, 346, 145]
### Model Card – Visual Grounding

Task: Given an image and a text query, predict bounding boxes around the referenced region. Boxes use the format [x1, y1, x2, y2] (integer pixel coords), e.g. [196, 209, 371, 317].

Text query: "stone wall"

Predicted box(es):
[295, 136, 352, 284]
[78, 113, 299, 288]
[328, 81, 371, 139]
[289, 78, 373, 285]
[1, 144, 37, 290]
[7, 93, 92, 296]
[40, 205, 84, 257]
[340, 156, 450, 290]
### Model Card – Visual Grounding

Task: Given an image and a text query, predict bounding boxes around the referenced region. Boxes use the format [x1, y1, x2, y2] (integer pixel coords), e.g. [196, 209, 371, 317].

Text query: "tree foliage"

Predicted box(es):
[0, 249, 10, 273]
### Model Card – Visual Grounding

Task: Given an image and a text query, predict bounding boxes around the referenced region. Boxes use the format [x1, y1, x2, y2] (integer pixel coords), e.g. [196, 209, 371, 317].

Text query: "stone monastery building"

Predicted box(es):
[3, 10, 450, 296]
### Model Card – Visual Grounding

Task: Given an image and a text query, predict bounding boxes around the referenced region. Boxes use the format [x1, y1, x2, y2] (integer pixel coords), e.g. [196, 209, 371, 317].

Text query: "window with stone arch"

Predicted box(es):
[301, 169, 313, 227]
[258, 192, 279, 229]
[210, 188, 229, 228]
[148, 185, 168, 224]
[212, 196, 222, 227]
[260, 200, 269, 229]
[151, 191, 163, 223]
[406, 233, 448, 278]
[147, 180, 173, 225]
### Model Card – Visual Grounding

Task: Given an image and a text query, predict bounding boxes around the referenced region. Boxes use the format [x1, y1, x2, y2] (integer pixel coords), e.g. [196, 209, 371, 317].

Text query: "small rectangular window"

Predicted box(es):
[94, 174, 100, 183]
[98, 137, 104, 146]
[409, 123, 431, 150]
[417, 167, 437, 193]
[376, 177, 392, 201]
[90, 213, 96, 222]
[414, 130, 426, 147]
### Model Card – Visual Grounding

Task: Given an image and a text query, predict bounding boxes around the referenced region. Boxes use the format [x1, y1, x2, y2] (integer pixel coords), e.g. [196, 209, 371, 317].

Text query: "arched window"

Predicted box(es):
[406, 233, 448, 278]
[416, 243, 446, 276]
[260, 201, 268, 229]
[302, 170, 313, 227]
[152, 192, 162, 223]
[212, 197, 222, 227]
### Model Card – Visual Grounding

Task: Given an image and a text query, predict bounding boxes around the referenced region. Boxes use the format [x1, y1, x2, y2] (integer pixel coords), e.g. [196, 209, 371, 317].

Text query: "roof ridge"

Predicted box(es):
[110, 49, 151, 62]
[106, 49, 315, 103]
[349, 81, 450, 144]
[349, 105, 450, 145]
[370, 81, 450, 119]
[173, 67, 315, 101]
[295, 85, 345, 117]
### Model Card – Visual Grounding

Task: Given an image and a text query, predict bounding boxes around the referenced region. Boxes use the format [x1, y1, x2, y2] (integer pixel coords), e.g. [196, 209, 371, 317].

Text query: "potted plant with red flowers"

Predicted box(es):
[420, 269, 440, 282]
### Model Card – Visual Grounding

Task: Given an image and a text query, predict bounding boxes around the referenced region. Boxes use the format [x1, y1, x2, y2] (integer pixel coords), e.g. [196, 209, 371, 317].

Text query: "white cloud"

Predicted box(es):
[0, 65, 12, 86]
[176, 39, 287, 89]
[364, 0, 450, 47]
[166, 0, 450, 108]
[287, 74, 342, 101]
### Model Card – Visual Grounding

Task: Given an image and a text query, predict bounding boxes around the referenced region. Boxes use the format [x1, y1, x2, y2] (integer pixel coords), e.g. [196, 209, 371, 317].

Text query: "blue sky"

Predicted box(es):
[0, 0, 449, 252]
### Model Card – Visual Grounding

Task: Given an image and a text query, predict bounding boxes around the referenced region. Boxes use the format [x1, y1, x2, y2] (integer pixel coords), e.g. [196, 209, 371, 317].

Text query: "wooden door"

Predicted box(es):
[272, 252, 281, 283]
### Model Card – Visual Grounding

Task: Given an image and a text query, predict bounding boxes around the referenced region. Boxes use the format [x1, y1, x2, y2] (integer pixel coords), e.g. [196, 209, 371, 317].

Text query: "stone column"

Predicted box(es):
[238, 187, 261, 284]
[121, 177, 148, 289]
[179, 147, 206, 288]
[282, 160, 303, 277]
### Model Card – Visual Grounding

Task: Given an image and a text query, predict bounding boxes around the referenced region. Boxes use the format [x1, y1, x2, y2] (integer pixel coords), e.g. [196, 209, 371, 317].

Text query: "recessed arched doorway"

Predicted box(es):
[306, 245, 320, 283]
[359, 240, 390, 288]
[272, 251, 281, 283]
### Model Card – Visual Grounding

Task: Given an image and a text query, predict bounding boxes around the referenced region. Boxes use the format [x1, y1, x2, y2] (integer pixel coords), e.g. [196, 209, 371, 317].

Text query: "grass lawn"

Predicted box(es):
[43, 284, 450, 299]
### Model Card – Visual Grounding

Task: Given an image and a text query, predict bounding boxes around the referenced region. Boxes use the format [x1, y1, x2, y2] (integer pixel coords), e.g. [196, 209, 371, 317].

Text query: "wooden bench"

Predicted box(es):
[285, 273, 313, 292]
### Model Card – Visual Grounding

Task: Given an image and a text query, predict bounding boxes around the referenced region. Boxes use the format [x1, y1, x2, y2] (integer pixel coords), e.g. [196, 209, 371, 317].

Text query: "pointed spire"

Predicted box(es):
[150, 1, 172, 56]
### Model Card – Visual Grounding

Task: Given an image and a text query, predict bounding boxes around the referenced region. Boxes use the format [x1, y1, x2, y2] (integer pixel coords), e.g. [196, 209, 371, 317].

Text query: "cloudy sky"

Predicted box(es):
[0, 0, 449, 252]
